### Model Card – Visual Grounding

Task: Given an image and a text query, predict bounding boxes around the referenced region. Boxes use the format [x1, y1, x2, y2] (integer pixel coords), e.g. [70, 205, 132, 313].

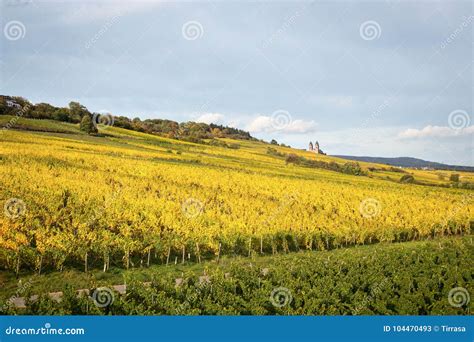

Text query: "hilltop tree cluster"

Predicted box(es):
[0, 95, 254, 141]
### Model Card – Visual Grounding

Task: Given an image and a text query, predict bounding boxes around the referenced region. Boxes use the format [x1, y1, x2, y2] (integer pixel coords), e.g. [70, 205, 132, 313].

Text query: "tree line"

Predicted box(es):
[0, 95, 254, 142]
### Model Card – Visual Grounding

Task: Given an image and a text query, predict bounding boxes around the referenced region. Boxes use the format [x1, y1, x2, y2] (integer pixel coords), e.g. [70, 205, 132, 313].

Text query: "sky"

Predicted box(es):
[1, 0, 473, 166]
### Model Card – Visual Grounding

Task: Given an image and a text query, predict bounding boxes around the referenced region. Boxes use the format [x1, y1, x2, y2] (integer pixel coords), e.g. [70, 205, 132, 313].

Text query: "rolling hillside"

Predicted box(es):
[334, 155, 474, 172]
[0, 118, 473, 315]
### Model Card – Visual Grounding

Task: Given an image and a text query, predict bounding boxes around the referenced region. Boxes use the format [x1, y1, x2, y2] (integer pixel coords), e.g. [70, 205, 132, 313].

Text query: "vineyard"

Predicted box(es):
[0, 119, 473, 280]
[2, 235, 472, 315]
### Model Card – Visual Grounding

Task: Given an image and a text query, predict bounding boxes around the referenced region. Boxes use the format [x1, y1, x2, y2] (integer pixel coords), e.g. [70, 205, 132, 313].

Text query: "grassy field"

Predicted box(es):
[0, 116, 82, 134]
[0, 119, 472, 315]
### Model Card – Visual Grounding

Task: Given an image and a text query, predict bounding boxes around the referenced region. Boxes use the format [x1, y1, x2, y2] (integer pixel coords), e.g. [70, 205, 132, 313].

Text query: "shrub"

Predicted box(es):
[449, 174, 460, 182]
[400, 174, 415, 184]
[342, 162, 363, 176]
[389, 167, 407, 173]
[79, 114, 97, 134]
[285, 153, 300, 164]
[207, 140, 240, 149]
[267, 147, 285, 157]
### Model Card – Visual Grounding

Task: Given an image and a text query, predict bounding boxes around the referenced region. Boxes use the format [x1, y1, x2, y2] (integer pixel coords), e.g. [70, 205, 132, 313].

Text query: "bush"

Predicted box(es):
[389, 167, 407, 173]
[400, 174, 415, 184]
[451, 182, 474, 189]
[181, 136, 202, 144]
[280, 153, 367, 176]
[79, 114, 97, 134]
[342, 162, 363, 176]
[267, 147, 285, 157]
[207, 140, 240, 149]
[285, 153, 300, 164]
[449, 174, 460, 182]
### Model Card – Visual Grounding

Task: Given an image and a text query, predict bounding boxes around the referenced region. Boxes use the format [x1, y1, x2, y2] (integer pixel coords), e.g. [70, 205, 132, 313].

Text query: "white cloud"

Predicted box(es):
[246, 115, 317, 134]
[398, 125, 474, 139]
[283, 119, 318, 133]
[226, 119, 242, 128]
[195, 113, 225, 124]
[246, 116, 272, 133]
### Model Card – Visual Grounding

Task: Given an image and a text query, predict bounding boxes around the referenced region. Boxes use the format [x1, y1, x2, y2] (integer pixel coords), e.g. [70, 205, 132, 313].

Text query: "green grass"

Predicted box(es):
[0, 116, 81, 134]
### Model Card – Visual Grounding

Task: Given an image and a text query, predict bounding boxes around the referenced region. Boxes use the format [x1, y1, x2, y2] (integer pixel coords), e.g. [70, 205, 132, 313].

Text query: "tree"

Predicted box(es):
[80, 114, 98, 134]
[270, 139, 278, 145]
[53, 108, 71, 122]
[30, 103, 56, 119]
[69, 101, 89, 123]
[0, 96, 31, 116]
[449, 174, 460, 182]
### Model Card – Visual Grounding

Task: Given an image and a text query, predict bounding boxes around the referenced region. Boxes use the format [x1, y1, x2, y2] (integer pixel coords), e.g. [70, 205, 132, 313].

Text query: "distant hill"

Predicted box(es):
[333, 155, 474, 172]
[0, 95, 255, 143]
